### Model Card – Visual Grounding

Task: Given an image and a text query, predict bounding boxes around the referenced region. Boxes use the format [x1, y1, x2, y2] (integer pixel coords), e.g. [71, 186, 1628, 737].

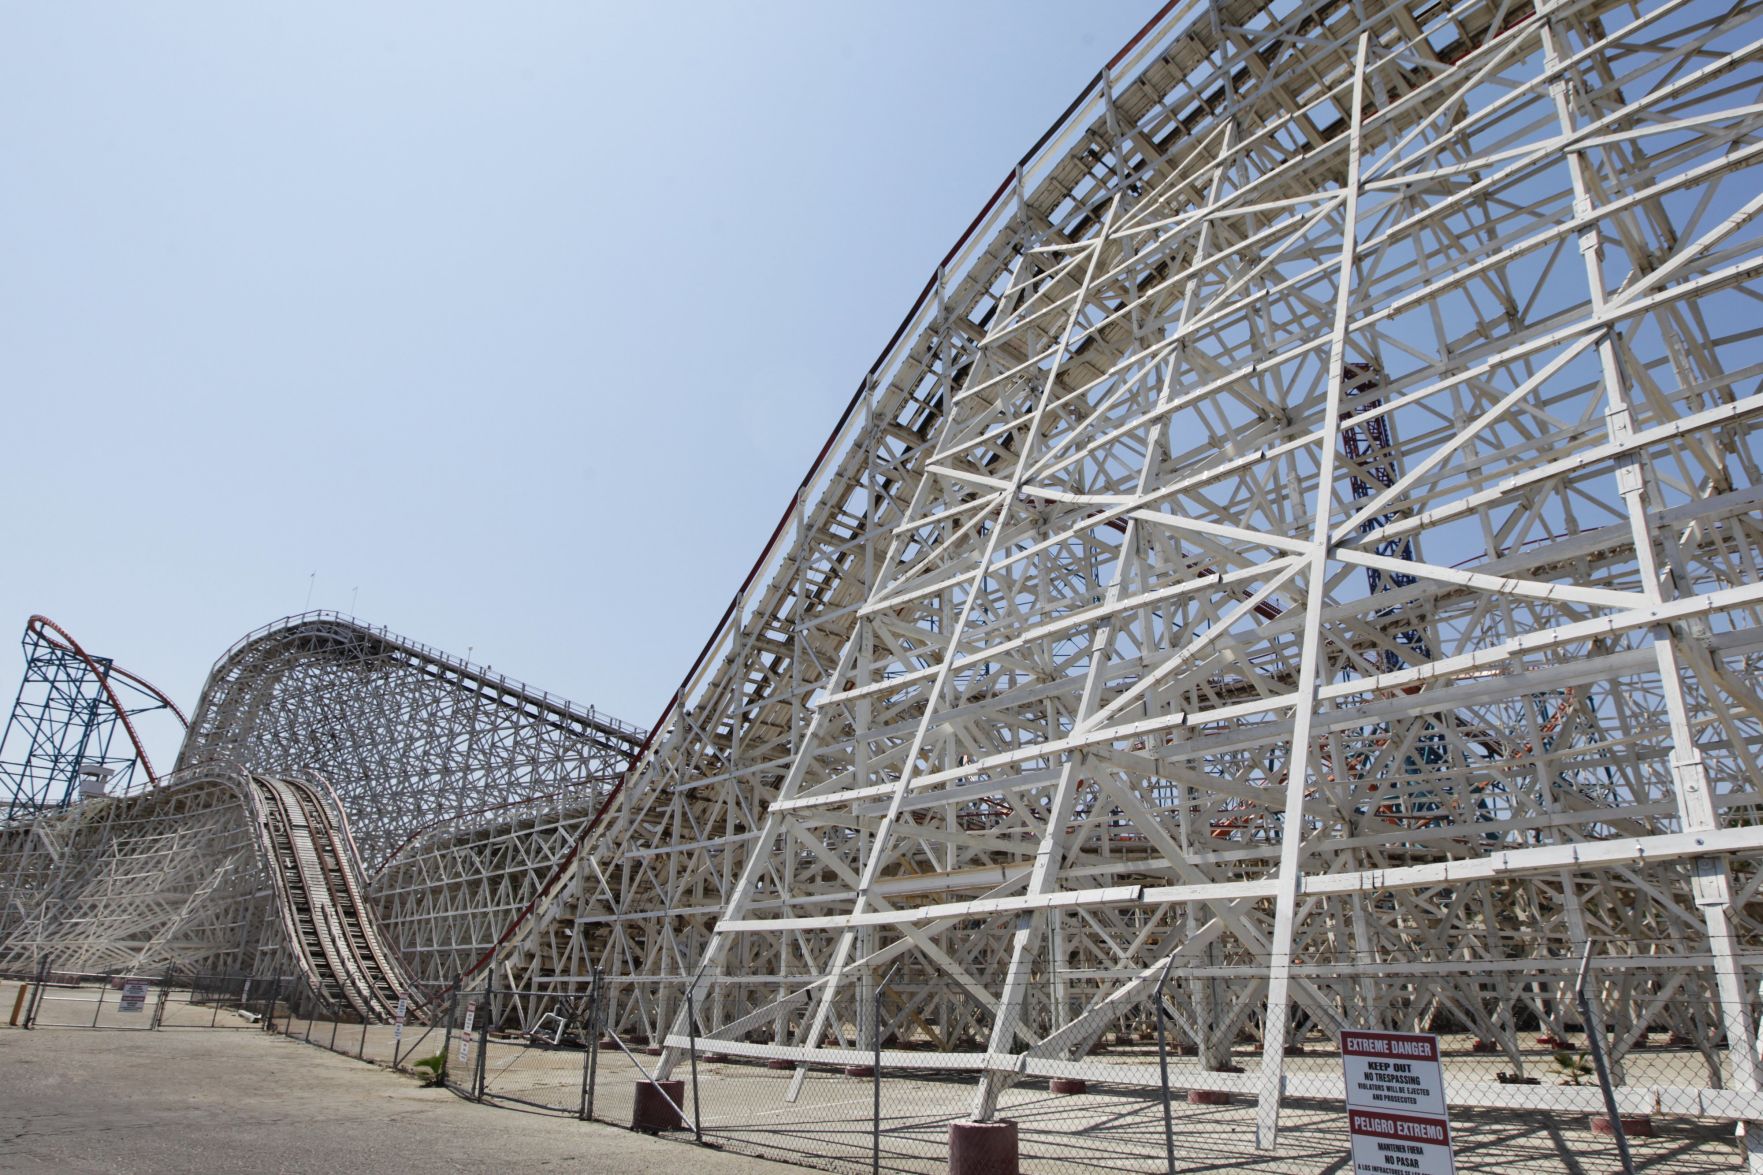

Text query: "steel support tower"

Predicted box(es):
[0, 616, 185, 820]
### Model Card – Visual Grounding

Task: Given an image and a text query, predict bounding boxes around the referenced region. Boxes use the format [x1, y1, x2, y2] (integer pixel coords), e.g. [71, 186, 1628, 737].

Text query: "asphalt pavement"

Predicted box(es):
[0, 1023, 798, 1174]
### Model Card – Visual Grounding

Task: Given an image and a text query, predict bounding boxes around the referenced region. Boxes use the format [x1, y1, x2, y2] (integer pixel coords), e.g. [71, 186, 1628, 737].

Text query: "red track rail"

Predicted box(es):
[24, 615, 189, 788]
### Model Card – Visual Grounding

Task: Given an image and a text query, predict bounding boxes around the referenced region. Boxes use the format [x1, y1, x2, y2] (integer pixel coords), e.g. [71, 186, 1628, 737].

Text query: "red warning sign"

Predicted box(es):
[1342, 1031, 1455, 1175]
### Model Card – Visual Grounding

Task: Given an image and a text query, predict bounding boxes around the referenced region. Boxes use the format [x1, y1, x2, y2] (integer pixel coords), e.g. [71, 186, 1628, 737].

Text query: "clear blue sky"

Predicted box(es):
[0, 2, 1158, 769]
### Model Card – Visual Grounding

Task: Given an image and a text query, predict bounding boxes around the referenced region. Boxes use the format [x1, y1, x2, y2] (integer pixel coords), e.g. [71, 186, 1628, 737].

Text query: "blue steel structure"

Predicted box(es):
[1338, 368, 1455, 826]
[0, 616, 185, 820]
[1340, 365, 1433, 672]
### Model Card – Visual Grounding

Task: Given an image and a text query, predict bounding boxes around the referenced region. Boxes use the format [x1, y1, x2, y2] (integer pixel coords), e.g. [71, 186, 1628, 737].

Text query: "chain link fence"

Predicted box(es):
[575, 950, 1755, 1175]
[5, 948, 1755, 1174]
[435, 974, 599, 1114]
[1, 961, 287, 1031]
[268, 969, 449, 1080]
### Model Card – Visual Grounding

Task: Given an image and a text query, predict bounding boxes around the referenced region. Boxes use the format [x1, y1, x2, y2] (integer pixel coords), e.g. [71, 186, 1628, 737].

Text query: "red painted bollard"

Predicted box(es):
[948, 1119, 1018, 1175]
[1591, 1115, 1655, 1138]
[632, 1079, 686, 1132]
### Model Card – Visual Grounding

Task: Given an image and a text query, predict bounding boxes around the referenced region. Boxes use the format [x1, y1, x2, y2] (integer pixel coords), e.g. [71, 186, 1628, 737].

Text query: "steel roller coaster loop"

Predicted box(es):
[24, 614, 189, 788]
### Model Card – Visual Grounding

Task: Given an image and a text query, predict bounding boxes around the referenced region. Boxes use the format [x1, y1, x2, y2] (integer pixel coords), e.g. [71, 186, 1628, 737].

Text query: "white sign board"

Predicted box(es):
[118, 982, 148, 1014]
[393, 997, 407, 1042]
[457, 1002, 476, 1062]
[1342, 1029, 1448, 1116]
[1342, 1030, 1454, 1175]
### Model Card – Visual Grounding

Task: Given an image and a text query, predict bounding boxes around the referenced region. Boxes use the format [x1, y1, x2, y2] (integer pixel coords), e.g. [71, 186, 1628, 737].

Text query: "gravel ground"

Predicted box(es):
[0, 1023, 799, 1174]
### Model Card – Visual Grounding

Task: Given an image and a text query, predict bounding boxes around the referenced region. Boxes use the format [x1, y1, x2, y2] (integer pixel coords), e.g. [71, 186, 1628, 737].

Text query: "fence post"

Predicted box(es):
[392, 995, 410, 1068]
[1576, 945, 1635, 1175]
[151, 973, 171, 1030]
[211, 977, 224, 1028]
[1156, 958, 1178, 1175]
[581, 969, 602, 1121]
[872, 982, 883, 1175]
[440, 984, 457, 1084]
[475, 969, 494, 1102]
[24, 957, 50, 1029]
[264, 977, 283, 1034]
[91, 971, 110, 1027]
[687, 985, 703, 1144]
[584, 971, 604, 1120]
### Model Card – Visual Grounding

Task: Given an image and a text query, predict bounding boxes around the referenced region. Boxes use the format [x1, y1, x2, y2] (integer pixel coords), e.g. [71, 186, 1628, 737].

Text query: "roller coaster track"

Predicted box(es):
[10, 0, 1763, 1158]
[0, 616, 190, 818]
[24, 616, 190, 784]
[245, 774, 424, 1022]
[177, 612, 645, 871]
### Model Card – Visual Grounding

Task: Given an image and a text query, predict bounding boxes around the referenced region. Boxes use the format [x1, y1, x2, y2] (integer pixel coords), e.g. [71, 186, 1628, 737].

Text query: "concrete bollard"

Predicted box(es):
[632, 1080, 686, 1132]
[948, 1119, 1018, 1175]
[1591, 1115, 1655, 1138]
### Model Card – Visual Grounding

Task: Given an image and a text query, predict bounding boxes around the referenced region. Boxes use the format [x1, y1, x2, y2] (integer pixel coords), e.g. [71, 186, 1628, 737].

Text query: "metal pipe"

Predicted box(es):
[687, 986, 703, 1144]
[1156, 957, 1178, 1175]
[1576, 944, 1636, 1175]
